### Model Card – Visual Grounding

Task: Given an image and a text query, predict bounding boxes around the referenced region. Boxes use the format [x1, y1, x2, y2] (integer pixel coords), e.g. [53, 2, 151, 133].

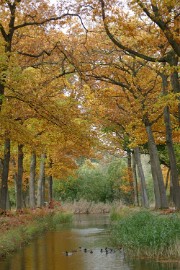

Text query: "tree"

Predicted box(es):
[29, 151, 36, 208]
[66, 0, 179, 208]
[97, 0, 180, 209]
[0, 0, 86, 211]
[134, 147, 149, 208]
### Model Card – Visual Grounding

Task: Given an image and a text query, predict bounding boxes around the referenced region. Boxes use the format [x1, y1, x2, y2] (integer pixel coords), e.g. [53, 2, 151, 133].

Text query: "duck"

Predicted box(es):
[90, 250, 93, 254]
[65, 251, 73, 256]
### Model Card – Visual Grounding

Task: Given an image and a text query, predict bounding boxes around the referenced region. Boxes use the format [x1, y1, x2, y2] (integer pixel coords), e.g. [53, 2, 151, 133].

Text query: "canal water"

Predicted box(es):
[0, 214, 179, 270]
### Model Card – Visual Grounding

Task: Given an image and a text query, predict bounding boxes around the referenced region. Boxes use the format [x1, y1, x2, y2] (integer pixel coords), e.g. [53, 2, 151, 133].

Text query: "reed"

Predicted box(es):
[111, 210, 180, 259]
[62, 199, 114, 214]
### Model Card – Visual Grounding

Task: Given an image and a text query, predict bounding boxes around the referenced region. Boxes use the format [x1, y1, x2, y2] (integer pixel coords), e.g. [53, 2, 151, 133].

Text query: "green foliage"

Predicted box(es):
[158, 143, 180, 173]
[53, 156, 128, 203]
[52, 212, 73, 224]
[174, 143, 180, 174]
[111, 210, 180, 258]
[53, 176, 80, 201]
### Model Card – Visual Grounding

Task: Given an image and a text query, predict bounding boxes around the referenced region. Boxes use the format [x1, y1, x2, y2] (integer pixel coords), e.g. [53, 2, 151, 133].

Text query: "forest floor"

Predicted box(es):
[0, 208, 53, 233]
[0, 199, 63, 232]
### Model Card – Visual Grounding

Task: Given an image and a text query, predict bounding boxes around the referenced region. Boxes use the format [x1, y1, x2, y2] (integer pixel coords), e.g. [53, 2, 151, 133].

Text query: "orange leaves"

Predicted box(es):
[120, 167, 134, 194]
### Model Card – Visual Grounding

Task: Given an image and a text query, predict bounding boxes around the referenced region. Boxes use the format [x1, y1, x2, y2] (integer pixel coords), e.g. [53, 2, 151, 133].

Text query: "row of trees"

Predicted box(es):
[0, 0, 95, 212]
[0, 0, 179, 211]
[63, 0, 180, 209]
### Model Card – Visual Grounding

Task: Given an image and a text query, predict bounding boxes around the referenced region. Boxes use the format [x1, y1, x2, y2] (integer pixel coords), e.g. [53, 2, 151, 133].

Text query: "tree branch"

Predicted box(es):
[99, 0, 168, 63]
[136, 0, 180, 57]
[14, 13, 88, 32]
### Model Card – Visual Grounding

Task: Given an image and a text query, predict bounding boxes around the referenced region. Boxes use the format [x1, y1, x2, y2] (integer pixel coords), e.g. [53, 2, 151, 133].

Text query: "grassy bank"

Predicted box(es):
[0, 209, 72, 258]
[110, 208, 180, 260]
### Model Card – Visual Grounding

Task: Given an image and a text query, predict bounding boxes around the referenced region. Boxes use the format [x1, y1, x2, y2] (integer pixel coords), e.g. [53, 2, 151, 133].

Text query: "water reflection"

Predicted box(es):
[0, 214, 179, 270]
[126, 258, 180, 270]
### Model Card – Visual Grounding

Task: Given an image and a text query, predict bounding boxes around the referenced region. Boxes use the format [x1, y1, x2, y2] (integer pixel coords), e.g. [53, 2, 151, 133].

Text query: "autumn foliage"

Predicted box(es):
[0, 0, 179, 212]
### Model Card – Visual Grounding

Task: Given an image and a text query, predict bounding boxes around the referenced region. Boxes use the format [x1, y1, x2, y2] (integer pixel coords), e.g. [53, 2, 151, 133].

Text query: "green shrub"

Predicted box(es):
[52, 212, 73, 224]
[53, 157, 128, 203]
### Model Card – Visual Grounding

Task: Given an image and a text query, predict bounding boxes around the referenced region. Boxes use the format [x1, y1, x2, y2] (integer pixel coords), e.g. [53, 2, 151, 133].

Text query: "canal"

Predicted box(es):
[0, 214, 179, 270]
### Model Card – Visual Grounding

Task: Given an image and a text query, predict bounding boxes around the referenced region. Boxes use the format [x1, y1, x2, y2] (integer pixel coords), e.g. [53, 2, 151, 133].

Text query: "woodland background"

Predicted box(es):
[0, 0, 179, 212]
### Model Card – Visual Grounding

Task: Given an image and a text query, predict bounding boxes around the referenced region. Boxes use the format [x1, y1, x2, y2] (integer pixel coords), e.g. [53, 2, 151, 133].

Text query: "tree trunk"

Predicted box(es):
[0, 138, 10, 212]
[162, 73, 180, 209]
[144, 116, 168, 209]
[16, 144, 24, 210]
[165, 168, 170, 190]
[48, 160, 53, 203]
[29, 151, 36, 209]
[132, 151, 139, 206]
[134, 147, 149, 208]
[127, 150, 134, 204]
[48, 175, 53, 203]
[42, 173, 46, 205]
[37, 153, 46, 208]
[169, 173, 174, 206]
[6, 190, 11, 210]
[169, 53, 180, 124]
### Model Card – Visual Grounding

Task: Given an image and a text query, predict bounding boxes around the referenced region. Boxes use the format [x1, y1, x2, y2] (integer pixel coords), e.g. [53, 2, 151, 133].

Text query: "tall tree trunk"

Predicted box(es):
[165, 168, 170, 190]
[48, 175, 53, 203]
[134, 147, 149, 208]
[127, 150, 134, 204]
[37, 153, 46, 208]
[42, 173, 46, 205]
[48, 160, 53, 203]
[169, 53, 180, 124]
[16, 144, 24, 210]
[169, 173, 174, 206]
[143, 116, 168, 209]
[132, 151, 139, 206]
[29, 151, 36, 209]
[0, 138, 10, 212]
[162, 73, 180, 209]
[6, 190, 11, 210]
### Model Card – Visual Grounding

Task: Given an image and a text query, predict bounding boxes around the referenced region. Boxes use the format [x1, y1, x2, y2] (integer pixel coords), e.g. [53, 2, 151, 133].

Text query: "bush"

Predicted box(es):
[53, 157, 128, 203]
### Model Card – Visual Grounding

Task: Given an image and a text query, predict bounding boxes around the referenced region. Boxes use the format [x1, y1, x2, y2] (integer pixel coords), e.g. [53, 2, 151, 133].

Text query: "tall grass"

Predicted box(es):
[62, 199, 114, 214]
[111, 210, 180, 259]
